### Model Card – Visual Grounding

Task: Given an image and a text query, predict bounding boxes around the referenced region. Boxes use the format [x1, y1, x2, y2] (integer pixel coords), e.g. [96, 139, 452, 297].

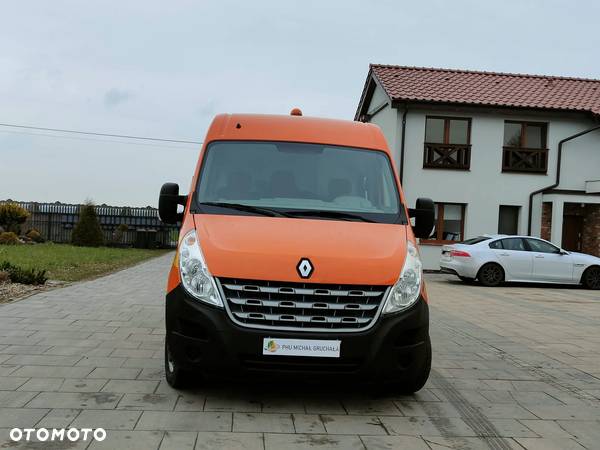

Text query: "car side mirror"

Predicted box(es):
[408, 197, 435, 239]
[158, 182, 187, 224]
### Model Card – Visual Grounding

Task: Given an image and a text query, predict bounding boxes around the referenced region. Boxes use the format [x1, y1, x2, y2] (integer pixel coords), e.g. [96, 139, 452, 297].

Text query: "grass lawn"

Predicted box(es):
[0, 243, 171, 282]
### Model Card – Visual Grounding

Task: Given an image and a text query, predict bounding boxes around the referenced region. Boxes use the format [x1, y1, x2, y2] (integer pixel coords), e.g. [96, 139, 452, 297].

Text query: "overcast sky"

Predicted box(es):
[1, 0, 599, 206]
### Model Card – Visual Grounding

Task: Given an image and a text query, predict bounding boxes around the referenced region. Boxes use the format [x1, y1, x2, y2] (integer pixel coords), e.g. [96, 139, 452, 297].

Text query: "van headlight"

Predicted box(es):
[178, 230, 223, 307]
[383, 240, 422, 314]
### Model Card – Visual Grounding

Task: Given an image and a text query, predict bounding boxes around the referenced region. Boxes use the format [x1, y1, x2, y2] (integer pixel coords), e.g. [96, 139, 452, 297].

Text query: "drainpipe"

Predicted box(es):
[399, 105, 408, 184]
[527, 124, 600, 235]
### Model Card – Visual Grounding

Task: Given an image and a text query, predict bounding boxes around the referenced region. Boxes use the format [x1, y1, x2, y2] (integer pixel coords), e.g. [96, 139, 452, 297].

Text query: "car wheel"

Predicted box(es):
[582, 266, 600, 290]
[478, 263, 504, 287]
[165, 336, 190, 389]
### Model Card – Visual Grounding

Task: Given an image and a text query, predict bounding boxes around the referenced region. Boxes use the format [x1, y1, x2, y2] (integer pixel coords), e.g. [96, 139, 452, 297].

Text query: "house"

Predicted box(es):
[355, 65, 600, 270]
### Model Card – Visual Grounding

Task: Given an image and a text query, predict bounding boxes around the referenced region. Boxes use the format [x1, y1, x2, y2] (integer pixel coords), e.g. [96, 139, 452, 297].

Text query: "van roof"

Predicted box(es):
[205, 113, 390, 152]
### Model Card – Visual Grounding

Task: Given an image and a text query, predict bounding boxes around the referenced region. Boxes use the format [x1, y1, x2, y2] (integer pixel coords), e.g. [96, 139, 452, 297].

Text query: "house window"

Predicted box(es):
[421, 203, 466, 244]
[423, 117, 471, 170]
[498, 205, 520, 235]
[502, 121, 548, 173]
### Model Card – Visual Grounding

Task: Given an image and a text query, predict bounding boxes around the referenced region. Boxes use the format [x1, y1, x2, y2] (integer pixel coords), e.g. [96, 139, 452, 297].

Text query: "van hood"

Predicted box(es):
[193, 214, 407, 285]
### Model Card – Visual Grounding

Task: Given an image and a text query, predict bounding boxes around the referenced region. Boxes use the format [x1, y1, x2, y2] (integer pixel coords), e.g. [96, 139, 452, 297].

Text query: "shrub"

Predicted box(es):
[72, 202, 104, 247]
[111, 223, 129, 244]
[0, 270, 9, 283]
[0, 232, 20, 245]
[26, 229, 45, 243]
[0, 261, 47, 285]
[0, 203, 29, 234]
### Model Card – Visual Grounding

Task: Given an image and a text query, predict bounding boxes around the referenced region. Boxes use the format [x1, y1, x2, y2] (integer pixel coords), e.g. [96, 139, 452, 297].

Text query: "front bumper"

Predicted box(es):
[166, 284, 429, 382]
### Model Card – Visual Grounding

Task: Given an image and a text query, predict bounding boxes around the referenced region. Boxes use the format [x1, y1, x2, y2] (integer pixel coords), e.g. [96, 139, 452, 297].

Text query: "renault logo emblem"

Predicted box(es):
[297, 258, 313, 279]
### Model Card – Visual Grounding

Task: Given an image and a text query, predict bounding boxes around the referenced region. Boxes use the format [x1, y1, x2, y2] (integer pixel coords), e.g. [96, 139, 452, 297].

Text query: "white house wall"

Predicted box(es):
[362, 94, 600, 269]
[367, 84, 400, 169]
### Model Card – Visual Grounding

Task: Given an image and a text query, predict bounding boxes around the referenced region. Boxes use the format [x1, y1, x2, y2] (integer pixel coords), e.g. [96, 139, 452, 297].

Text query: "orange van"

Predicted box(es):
[158, 110, 435, 392]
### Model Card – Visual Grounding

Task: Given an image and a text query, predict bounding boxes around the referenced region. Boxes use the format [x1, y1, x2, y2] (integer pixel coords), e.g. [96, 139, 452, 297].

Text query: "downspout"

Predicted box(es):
[399, 105, 408, 184]
[527, 124, 600, 234]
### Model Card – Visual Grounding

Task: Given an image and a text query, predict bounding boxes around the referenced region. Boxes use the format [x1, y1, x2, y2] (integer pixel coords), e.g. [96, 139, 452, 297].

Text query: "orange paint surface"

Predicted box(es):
[167, 113, 423, 294]
[194, 214, 408, 285]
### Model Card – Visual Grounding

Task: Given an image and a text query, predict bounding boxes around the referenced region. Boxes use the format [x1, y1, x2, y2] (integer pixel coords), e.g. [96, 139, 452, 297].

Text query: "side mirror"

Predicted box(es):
[408, 197, 435, 239]
[158, 183, 187, 224]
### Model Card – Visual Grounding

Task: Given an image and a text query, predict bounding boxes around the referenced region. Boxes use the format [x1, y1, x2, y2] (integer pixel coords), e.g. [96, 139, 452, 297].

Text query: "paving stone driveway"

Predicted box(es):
[1, 253, 599, 449]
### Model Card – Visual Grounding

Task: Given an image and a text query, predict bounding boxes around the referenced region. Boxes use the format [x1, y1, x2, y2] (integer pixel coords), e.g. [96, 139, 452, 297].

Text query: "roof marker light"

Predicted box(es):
[290, 108, 303, 116]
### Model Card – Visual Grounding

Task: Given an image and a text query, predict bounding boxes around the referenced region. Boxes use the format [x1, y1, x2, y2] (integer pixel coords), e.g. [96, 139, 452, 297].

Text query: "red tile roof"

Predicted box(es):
[364, 65, 600, 118]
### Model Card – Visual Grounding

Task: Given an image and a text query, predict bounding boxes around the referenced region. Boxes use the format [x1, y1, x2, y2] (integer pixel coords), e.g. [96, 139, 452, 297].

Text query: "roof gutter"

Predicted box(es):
[527, 124, 600, 234]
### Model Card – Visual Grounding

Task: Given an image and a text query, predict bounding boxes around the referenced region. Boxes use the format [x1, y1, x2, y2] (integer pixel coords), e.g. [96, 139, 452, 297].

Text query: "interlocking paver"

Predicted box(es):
[117, 393, 179, 411]
[0, 256, 598, 449]
[204, 396, 262, 413]
[379, 416, 476, 437]
[159, 431, 197, 450]
[0, 408, 48, 428]
[136, 411, 231, 432]
[34, 408, 81, 428]
[519, 419, 577, 438]
[513, 437, 587, 449]
[27, 392, 122, 409]
[101, 379, 159, 394]
[59, 378, 109, 392]
[17, 378, 63, 392]
[233, 412, 294, 433]
[71, 409, 142, 430]
[265, 433, 363, 450]
[87, 367, 141, 380]
[10, 365, 93, 378]
[361, 435, 430, 449]
[87, 430, 164, 450]
[421, 435, 522, 449]
[292, 414, 326, 434]
[0, 390, 38, 407]
[0, 377, 28, 390]
[195, 432, 264, 450]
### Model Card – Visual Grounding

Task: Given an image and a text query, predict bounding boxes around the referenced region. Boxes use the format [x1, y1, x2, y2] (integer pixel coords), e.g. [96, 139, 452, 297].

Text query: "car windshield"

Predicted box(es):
[195, 141, 405, 224]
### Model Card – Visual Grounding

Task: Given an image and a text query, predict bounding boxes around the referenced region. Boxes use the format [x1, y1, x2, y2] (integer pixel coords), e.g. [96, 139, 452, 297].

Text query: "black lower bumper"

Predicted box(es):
[166, 284, 430, 382]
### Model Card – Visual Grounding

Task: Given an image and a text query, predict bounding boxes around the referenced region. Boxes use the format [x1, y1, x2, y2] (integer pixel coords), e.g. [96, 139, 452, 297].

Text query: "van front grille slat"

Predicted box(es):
[218, 278, 389, 332]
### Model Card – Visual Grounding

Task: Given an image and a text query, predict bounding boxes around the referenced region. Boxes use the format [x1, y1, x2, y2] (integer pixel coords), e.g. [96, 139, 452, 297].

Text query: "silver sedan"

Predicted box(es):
[439, 235, 600, 289]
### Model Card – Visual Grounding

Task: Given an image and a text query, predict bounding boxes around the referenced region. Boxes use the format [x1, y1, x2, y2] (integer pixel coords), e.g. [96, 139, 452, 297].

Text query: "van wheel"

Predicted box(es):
[478, 263, 504, 287]
[582, 266, 600, 290]
[165, 337, 189, 389]
[384, 337, 431, 395]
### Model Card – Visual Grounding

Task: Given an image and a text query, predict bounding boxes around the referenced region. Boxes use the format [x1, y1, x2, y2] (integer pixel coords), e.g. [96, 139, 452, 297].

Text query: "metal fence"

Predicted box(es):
[0, 201, 178, 248]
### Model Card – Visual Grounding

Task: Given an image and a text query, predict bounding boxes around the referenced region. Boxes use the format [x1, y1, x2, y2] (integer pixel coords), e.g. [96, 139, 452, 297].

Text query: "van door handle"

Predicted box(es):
[535, 255, 544, 259]
[499, 253, 509, 256]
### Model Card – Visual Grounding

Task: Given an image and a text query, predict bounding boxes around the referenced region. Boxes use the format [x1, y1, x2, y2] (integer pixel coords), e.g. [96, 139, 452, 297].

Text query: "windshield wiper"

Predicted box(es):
[284, 210, 376, 223]
[199, 202, 291, 218]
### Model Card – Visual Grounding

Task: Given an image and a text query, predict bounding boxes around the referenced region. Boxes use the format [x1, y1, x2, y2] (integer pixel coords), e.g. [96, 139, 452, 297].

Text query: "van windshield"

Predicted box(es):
[195, 141, 406, 224]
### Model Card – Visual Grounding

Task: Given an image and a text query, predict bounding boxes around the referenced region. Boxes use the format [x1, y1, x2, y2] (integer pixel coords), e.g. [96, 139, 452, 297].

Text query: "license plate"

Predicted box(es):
[262, 338, 341, 358]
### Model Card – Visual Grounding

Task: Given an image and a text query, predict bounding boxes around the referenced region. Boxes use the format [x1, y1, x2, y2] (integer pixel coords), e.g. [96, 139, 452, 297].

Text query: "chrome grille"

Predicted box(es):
[217, 278, 389, 332]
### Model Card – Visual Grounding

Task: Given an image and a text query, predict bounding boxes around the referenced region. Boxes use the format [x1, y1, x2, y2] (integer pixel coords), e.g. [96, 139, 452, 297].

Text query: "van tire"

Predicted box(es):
[478, 263, 504, 287]
[383, 337, 431, 395]
[165, 337, 190, 389]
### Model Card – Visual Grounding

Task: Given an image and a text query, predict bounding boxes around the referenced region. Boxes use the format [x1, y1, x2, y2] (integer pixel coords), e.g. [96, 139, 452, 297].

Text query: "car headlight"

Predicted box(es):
[178, 230, 223, 307]
[383, 240, 423, 314]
